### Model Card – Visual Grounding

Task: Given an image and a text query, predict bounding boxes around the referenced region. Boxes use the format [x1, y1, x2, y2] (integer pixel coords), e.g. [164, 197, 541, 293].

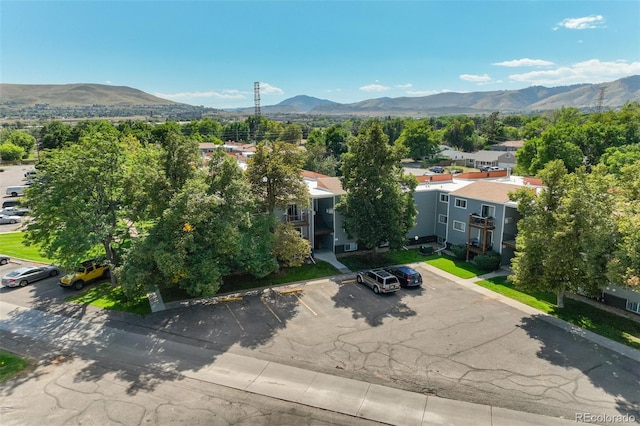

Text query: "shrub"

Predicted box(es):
[0, 143, 24, 161]
[450, 244, 467, 260]
[473, 251, 501, 271]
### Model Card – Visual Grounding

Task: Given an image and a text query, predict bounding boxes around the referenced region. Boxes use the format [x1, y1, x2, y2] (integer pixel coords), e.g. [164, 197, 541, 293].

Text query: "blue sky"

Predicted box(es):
[2, 1, 639, 109]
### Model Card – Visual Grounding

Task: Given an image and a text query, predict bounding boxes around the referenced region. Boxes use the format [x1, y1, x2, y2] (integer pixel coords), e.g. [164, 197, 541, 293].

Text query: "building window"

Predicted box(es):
[287, 204, 301, 222]
[439, 193, 449, 203]
[455, 198, 467, 209]
[453, 220, 465, 232]
[438, 214, 448, 224]
[344, 242, 358, 252]
[481, 204, 495, 218]
[626, 300, 640, 314]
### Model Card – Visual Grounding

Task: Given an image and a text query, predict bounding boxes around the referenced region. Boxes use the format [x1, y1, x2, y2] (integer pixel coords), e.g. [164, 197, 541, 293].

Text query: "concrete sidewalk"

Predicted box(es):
[0, 300, 578, 425]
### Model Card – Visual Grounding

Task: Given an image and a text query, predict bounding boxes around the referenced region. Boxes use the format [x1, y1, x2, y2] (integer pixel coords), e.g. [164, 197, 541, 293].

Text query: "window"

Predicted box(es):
[287, 204, 301, 222]
[344, 242, 358, 252]
[453, 221, 465, 232]
[481, 204, 495, 218]
[455, 198, 467, 209]
[627, 300, 640, 314]
[438, 214, 448, 224]
[439, 193, 449, 203]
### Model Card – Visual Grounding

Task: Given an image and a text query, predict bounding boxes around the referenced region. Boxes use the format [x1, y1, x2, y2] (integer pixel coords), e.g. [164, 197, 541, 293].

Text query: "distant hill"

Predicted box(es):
[234, 95, 339, 114]
[306, 76, 640, 116]
[0, 83, 180, 107]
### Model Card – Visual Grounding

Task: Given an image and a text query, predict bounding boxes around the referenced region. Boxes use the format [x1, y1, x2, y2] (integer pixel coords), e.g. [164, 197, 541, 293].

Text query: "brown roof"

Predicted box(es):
[302, 170, 330, 179]
[449, 180, 523, 204]
[316, 177, 346, 195]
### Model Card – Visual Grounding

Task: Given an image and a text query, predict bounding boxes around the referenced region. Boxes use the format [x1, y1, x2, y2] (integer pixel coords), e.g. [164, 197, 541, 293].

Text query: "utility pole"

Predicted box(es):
[254, 82, 261, 117]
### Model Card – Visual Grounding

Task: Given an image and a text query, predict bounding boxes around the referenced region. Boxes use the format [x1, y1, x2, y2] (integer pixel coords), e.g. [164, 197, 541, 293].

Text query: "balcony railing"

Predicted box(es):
[469, 214, 495, 229]
[285, 212, 308, 224]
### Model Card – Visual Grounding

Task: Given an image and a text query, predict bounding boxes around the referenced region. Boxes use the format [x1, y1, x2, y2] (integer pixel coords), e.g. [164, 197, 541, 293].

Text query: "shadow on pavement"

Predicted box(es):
[517, 315, 640, 419]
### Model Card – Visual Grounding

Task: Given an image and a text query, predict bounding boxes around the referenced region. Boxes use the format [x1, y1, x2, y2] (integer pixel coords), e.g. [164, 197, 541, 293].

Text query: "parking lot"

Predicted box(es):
[0, 164, 34, 232]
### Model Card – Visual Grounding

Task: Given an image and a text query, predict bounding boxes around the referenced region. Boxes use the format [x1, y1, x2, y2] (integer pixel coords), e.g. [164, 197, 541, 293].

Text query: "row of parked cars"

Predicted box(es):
[356, 265, 423, 294]
[0, 256, 109, 290]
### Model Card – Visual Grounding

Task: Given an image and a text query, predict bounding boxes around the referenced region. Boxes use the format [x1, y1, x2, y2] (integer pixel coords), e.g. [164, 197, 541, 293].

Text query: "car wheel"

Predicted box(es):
[73, 281, 85, 290]
[49, 270, 59, 277]
[11, 192, 18, 197]
[373, 286, 380, 294]
[10, 220, 17, 224]
[356, 275, 363, 283]
[0, 259, 7, 265]
[19, 280, 28, 287]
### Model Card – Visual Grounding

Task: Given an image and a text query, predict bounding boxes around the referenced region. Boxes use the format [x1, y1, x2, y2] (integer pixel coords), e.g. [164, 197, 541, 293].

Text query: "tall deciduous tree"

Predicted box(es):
[40, 120, 72, 150]
[1, 130, 36, 157]
[246, 141, 309, 215]
[24, 129, 158, 285]
[396, 119, 438, 160]
[336, 120, 417, 251]
[509, 160, 615, 308]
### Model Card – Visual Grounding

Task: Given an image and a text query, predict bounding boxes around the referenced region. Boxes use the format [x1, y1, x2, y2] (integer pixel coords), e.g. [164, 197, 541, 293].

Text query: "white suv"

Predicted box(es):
[356, 269, 401, 294]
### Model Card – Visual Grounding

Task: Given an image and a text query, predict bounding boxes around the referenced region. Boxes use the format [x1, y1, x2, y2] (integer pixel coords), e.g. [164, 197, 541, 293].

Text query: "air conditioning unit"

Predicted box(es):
[505, 217, 513, 224]
[326, 208, 334, 214]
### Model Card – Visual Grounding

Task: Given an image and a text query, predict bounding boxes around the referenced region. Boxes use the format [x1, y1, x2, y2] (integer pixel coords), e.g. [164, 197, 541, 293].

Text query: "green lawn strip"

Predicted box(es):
[161, 261, 340, 303]
[477, 276, 640, 350]
[338, 248, 427, 271]
[65, 281, 151, 316]
[0, 232, 52, 264]
[423, 255, 485, 279]
[0, 350, 31, 382]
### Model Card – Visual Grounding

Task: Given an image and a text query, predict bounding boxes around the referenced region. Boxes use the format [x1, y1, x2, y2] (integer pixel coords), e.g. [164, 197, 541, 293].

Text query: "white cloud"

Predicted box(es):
[459, 73, 492, 83]
[493, 58, 554, 67]
[507, 59, 640, 86]
[395, 83, 413, 89]
[154, 89, 246, 100]
[554, 15, 605, 30]
[360, 84, 390, 92]
[105, 80, 113, 84]
[259, 82, 284, 95]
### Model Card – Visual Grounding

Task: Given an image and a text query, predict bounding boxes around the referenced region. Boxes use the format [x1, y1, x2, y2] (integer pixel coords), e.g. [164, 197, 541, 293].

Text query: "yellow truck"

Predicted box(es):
[59, 259, 110, 290]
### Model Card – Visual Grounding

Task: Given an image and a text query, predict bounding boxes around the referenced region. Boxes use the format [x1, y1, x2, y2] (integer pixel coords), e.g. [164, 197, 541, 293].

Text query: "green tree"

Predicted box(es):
[607, 161, 640, 290]
[509, 161, 615, 307]
[303, 141, 338, 176]
[324, 125, 350, 158]
[40, 120, 72, 150]
[1, 130, 36, 157]
[272, 222, 311, 267]
[279, 124, 303, 144]
[480, 111, 505, 144]
[246, 141, 310, 215]
[443, 118, 477, 152]
[396, 119, 438, 160]
[23, 129, 155, 285]
[336, 120, 417, 252]
[0, 142, 24, 161]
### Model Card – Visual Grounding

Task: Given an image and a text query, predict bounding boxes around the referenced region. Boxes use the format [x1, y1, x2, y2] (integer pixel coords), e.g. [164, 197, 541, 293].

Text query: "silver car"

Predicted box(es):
[2, 265, 59, 287]
[0, 214, 22, 224]
[0, 255, 9, 265]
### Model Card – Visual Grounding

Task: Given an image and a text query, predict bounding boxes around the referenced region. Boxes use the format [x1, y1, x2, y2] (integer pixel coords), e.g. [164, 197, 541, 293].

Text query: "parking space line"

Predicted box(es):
[294, 293, 317, 316]
[226, 304, 244, 332]
[260, 298, 282, 323]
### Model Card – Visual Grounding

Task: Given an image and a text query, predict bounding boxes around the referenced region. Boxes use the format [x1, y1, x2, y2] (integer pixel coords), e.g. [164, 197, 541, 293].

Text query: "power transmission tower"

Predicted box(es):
[596, 86, 606, 113]
[254, 82, 261, 117]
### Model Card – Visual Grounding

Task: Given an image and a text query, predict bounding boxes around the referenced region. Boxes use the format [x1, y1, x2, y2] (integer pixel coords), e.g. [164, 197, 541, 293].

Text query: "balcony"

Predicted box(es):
[469, 214, 495, 229]
[285, 212, 309, 225]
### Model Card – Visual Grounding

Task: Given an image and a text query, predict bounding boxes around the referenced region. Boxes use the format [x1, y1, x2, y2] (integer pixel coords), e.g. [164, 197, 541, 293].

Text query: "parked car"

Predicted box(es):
[356, 269, 401, 294]
[59, 259, 110, 290]
[24, 170, 37, 179]
[0, 255, 9, 265]
[0, 206, 30, 216]
[5, 186, 27, 197]
[2, 200, 22, 209]
[384, 265, 423, 288]
[2, 265, 59, 288]
[0, 214, 22, 224]
[429, 166, 445, 174]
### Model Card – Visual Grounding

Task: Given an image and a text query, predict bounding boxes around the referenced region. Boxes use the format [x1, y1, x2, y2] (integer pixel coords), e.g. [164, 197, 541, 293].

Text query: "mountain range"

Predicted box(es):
[2, 76, 639, 117]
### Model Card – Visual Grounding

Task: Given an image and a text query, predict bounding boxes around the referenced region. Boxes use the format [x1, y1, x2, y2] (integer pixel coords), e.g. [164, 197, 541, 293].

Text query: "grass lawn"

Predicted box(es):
[161, 260, 340, 303]
[0, 350, 31, 382]
[66, 281, 151, 316]
[477, 276, 640, 350]
[0, 232, 52, 264]
[424, 255, 486, 279]
[338, 248, 427, 271]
